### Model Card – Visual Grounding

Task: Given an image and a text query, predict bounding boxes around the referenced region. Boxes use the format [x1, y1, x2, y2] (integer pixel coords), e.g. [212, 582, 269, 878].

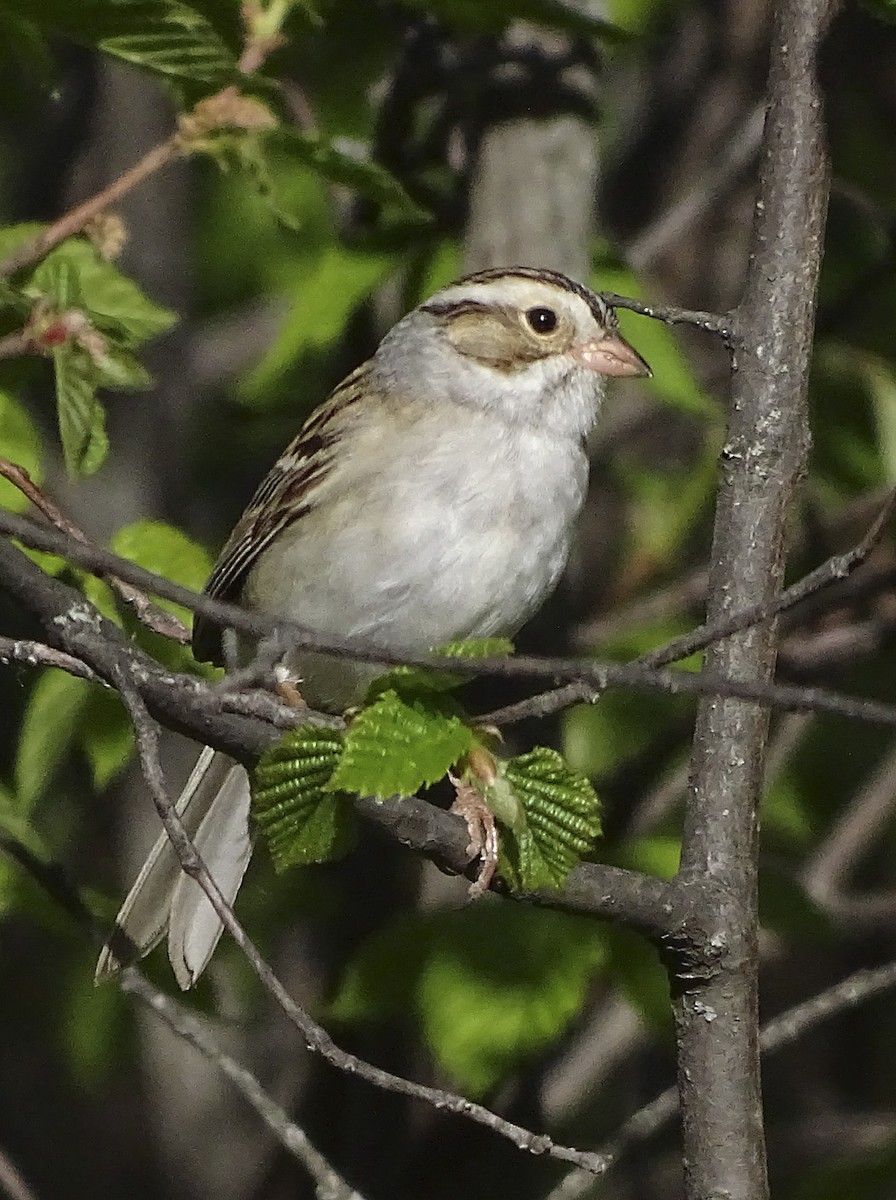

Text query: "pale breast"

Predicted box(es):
[242, 407, 587, 707]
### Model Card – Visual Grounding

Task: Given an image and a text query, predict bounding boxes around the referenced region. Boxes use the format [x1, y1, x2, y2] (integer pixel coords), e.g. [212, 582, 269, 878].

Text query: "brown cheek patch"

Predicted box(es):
[447, 312, 556, 373]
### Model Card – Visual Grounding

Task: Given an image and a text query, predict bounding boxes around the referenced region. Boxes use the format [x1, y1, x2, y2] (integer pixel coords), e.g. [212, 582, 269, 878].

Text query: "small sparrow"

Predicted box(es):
[97, 266, 650, 988]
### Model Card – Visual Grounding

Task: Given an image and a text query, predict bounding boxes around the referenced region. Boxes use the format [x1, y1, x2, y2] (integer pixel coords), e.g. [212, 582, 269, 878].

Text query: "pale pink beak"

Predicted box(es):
[574, 333, 652, 378]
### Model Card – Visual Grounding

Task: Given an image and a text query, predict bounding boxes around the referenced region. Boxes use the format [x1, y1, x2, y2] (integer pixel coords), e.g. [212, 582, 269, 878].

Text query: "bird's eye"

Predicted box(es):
[525, 306, 558, 335]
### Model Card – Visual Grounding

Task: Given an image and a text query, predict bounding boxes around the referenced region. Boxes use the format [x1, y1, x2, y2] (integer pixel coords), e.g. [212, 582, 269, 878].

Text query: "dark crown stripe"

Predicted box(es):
[451, 266, 615, 328]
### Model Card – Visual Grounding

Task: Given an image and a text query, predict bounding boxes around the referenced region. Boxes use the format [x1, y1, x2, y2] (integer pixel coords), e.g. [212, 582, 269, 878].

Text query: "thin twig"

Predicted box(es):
[6, 510, 896, 731]
[546, 957, 896, 1200]
[0, 331, 34, 360]
[0, 1148, 39, 1200]
[120, 971, 364, 1200]
[0, 635, 101, 683]
[0, 838, 362, 1200]
[0, 141, 183, 278]
[600, 293, 737, 342]
[110, 661, 615, 1176]
[0, 461, 189, 643]
[643, 484, 896, 671]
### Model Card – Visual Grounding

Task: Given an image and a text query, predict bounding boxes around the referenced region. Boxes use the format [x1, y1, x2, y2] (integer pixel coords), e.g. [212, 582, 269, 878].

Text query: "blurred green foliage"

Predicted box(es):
[0, 2, 895, 1197]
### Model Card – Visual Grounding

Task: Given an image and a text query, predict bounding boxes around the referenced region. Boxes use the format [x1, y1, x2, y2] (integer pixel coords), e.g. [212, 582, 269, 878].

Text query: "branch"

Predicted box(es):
[599, 292, 737, 342]
[673, 0, 835, 1196]
[109, 663, 627, 1175]
[0, 139, 183, 277]
[0, 837, 363, 1200]
[545, 956, 896, 1200]
[120, 971, 365, 1200]
[6, 512, 896, 731]
[0, 460, 189, 642]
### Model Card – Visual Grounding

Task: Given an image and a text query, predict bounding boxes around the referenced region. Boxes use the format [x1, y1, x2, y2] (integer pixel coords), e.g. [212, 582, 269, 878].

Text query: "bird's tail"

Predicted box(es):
[95, 747, 253, 990]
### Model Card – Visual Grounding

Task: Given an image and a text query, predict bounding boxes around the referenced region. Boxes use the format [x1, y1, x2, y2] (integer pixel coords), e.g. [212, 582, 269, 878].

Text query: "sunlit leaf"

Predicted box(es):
[328, 689, 473, 800]
[0, 391, 42, 512]
[15, 670, 91, 810]
[53, 346, 109, 477]
[495, 748, 602, 891]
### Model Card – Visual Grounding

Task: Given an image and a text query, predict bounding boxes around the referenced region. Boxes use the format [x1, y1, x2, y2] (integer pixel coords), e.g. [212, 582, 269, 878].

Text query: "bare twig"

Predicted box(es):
[0, 331, 34, 360]
[0, 837, 362, 1200]
[600, 293, 737, 342]
[0, 140, 183, 278]
[0, 635, 100, 683]
[6, 512, 896, 731]
[120, 971, 364, 1200]
[643, 485, 896, 671]
[547, 957, 896, 1200]
[0, 461, 189, 643]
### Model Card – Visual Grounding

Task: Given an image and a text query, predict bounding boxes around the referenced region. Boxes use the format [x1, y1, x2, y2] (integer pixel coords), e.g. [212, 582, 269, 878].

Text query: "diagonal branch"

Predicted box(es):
[110, 662, 625, 1175]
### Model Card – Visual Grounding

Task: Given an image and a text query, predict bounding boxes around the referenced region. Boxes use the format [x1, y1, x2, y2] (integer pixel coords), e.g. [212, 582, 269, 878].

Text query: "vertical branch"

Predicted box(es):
[675, 2, 834, 1199]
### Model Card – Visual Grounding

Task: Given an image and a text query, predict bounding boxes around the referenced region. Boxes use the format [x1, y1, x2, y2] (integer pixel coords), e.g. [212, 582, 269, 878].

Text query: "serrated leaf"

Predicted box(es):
[0, 0, 237, 84]
[366, 637, 515, 701]
[53, 347, 109, 477]
[251, 725, 356, 870]
[27, 239, 176, 346]
[436, 637, 515, 659]
[0, 390, 42, 512]
[329, 690, 474, 800]
[15, 670, 92, 810]
[495, 748, 602, 891]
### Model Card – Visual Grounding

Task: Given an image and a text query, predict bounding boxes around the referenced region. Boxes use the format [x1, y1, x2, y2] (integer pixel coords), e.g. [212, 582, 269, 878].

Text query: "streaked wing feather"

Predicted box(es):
[192, 364, 369, 664]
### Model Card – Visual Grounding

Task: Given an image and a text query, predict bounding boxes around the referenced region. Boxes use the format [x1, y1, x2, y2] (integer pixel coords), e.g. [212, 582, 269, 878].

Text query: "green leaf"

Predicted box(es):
[1, 0, 238, 84]
[53, 346, 109, 477]
[331, 905, 608, 1097]
[27, 239, 176, 346]
[109, 519, 212, 622]
[15, 670, 92, 810]
[436, 637, 515, 659]
[268, 127, 427, 219]
[241, 242, 394, 400]
[329, 689, 474, 800]
[251, 725, 356, 870]
[0, 390, 42, 512]
[108, 520, 214, 671]
[495, 748, 602, 891]
[366, 637, 515, 701]
[79, 689, 134, 790]
[0, 221, 46, 262]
